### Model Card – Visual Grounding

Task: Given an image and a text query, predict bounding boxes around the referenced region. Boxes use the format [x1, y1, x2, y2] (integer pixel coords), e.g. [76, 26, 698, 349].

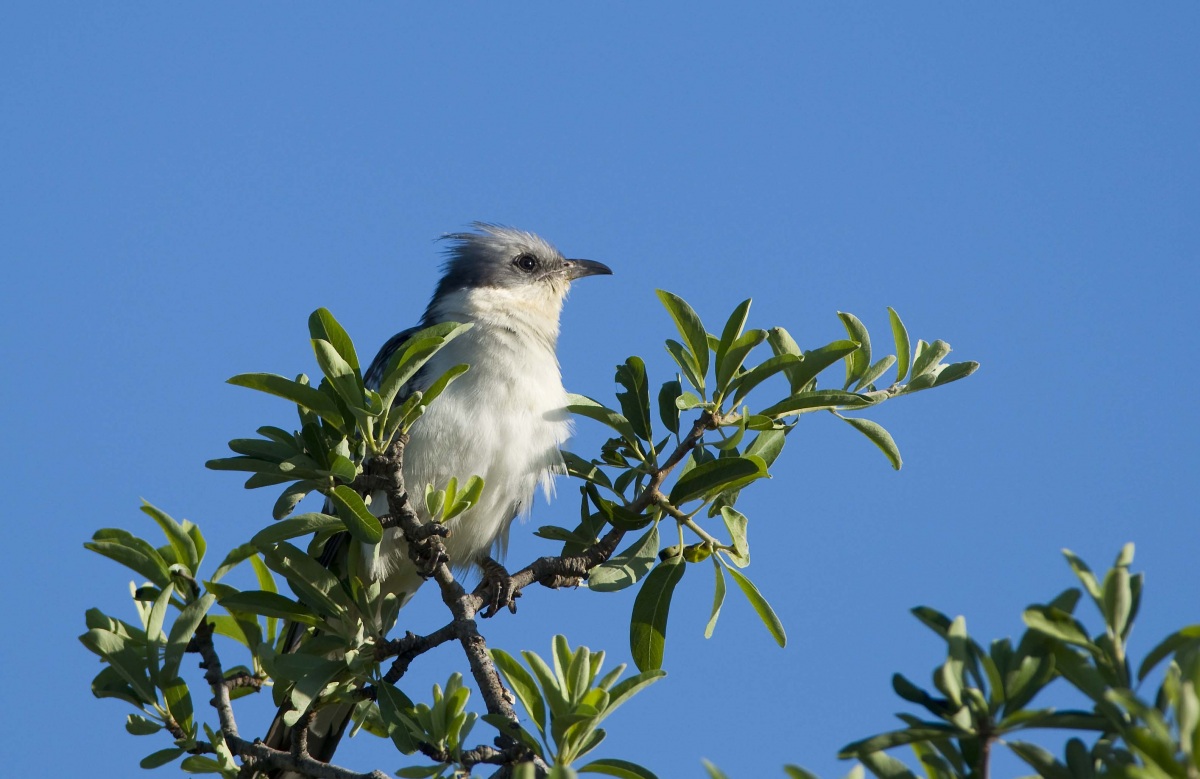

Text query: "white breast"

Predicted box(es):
[365, 285, 572, 586]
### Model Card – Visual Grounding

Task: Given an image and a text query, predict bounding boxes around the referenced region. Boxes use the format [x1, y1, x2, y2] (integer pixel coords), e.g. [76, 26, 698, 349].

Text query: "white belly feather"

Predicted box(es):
[363, 286, 572, 597]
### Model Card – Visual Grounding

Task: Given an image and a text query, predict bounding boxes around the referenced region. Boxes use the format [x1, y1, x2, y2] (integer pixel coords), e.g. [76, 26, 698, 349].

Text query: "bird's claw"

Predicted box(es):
[479, 556, 520, 618]
[413, 538, 450, 578]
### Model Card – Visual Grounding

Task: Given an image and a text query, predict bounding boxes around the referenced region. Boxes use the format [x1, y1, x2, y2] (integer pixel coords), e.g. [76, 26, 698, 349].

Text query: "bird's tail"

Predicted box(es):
[257, 530, 354, 778]
[256, 518, 425, 777]
[261, 700, 355, 779]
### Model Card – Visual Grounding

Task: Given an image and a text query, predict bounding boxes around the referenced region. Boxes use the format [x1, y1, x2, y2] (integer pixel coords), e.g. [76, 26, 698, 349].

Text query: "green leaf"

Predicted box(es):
[444, 475, 485, 520]
[210, 543, 259, 583]
[766, 327, 802, 360]
[665, 339, 705, 394]
[722, 561, 786, 647]
[781, 339, 861, 393]
[140, 501, 199, 574]
[1062, 549, 1104, 602]
[719, 508, 750, 567]
[717, 329, 768, 395]
[783, 767, 820, 779]
[163, 594, 215, 681]
[491, 649, 547, 739]
[855, 355, 897, 391]
[261, 542, 348, 618]
[308, 308, 360, 371]
[145, 581, 175, 647]
[288, 656, 346, 716]
[759, 389, 871, 418]
[704, 555, 727, 638]
[932, 361, 979, 388]
[218, 590, 319, 626]
[125, 713, 163, 736]
[251, 513, 344, 546]
[1138, 625, 1200, 681]
[859, 752, 920, 779]
[79, 629, 156, 704]
[271, 481, 313, 521]
[180, 755, 225, 773]
[226, 373, 345, 430]
[395, 766, 446, 779]
[839, 725, 957, 758]
[745, 428, 786, 468]
[140, 748, 185, 769]
[376, 682, 420, 754]
[580, 758, 659, 779]
[162, 676, 194, 735]
[715, 299, 751, 372]
[656, 290, 710, 384]
[561, 451, 614, 491]
[910, 340, 952, 381]
[657, 380, 682, 435]
[615, 357, 653, 443]
[602, 668, 666, 721]
[312, 338, 366, 416]
[589, 525, 660, 593]
[837, 312, 871, 389]
[729, 353, 802, 407]
[1101, 564, 1132, 640]
[567, 394, 642, 449]
[328, 485, 383, 544]
[840, 416, 902, 470]
[204, 456, 291, 478]
[84, 531, 172, 587]
[1007, 741, 1073, 779]
[668, 455, 767, 505]
[377, 322, 473, 410]
[888, 307, 911, 383]
[630, 555, 687, 671]
[1023, 607, 1094, 651]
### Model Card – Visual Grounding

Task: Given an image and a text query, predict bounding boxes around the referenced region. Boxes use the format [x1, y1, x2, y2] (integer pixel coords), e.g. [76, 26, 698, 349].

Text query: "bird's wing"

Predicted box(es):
[262, 326, 424, 776]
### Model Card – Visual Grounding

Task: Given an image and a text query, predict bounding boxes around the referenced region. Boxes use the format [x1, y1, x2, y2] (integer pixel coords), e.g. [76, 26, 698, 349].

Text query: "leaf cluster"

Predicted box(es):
[205, 309, 474, 545]
[81, 295, 978, 778]
[791, 544, 1200, 779]
[492, 636, 664, 778]
[557, 292, 977, 673]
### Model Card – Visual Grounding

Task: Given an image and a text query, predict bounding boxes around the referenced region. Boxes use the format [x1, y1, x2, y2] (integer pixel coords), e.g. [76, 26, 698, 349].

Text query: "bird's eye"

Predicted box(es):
[513, 253, 538, 272]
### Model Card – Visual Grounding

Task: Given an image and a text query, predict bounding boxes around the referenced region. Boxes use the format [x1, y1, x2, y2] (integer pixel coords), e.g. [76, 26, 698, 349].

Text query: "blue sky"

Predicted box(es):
[3, 4, 1198, 778]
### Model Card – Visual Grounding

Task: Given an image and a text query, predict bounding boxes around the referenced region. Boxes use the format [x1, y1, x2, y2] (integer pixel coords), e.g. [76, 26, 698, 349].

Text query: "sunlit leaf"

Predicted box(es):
[657, 290, 710, 383]
[328, 485, 383, 544]
[722, 562, 785, 647]
[589, 525, 661, 593]
[837, 312, 872, 389]
[840, 416, 902, 470]
[226, 373, 345, 430]
[704, 556, 727, 638]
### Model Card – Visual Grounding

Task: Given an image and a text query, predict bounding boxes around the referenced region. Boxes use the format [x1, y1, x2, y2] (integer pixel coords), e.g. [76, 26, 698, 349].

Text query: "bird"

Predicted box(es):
[262, 223, 612, 775]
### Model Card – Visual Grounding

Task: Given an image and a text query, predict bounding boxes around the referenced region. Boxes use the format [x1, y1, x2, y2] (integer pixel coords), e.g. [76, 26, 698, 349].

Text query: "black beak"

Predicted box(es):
[563, 258, 613, 280]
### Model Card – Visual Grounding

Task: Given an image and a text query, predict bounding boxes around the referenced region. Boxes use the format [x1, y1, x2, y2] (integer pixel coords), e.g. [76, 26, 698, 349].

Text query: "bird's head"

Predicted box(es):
[425, 223, 611, 329]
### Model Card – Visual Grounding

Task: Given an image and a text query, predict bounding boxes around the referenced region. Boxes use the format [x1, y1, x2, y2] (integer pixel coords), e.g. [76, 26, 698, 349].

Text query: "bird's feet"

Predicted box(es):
[411, 524, 451, 577]
[479, 556, 521, 618]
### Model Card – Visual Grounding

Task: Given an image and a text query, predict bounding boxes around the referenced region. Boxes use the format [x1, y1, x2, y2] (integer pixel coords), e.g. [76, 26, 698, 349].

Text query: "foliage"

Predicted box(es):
[81, 292, 975, 777]
[767, 545, 1200, 779]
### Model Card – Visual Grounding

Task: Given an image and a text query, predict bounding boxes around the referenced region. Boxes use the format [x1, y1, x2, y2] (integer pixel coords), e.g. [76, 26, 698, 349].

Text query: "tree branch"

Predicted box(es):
[194, 620, 390, 779]
[467, 410, 714, 612]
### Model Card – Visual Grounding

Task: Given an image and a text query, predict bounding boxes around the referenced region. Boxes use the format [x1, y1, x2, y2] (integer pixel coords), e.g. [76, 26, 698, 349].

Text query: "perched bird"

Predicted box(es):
[264, 223, 612, 774]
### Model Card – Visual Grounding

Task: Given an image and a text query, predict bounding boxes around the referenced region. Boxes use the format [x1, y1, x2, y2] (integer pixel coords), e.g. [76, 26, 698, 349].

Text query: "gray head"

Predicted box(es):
[426, 224, 611, 315]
